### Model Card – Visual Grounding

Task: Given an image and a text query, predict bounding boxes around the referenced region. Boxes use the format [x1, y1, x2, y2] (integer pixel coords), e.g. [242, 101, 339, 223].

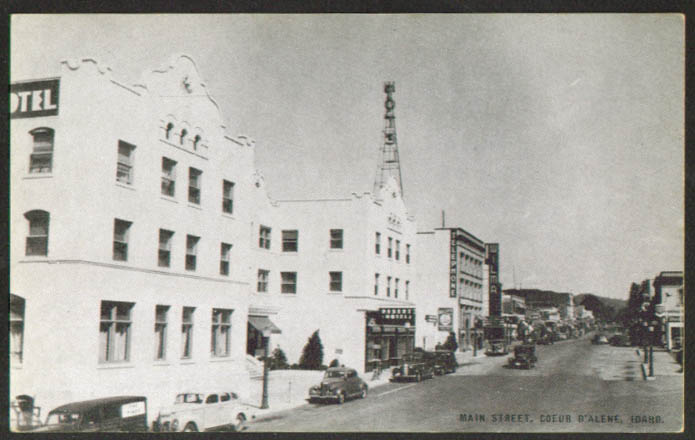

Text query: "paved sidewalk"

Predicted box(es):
[245, 369, 391, 421]
[636, 348, 683, 379]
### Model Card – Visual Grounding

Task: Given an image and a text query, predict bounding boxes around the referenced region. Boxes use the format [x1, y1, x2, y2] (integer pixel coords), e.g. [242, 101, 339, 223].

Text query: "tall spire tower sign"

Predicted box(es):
[373, 81, 404, 197]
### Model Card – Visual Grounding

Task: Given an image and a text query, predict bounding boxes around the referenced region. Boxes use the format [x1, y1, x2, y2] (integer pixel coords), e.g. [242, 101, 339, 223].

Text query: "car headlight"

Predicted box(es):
[171, 419, 179, 431]
[309, 388, 319, 395]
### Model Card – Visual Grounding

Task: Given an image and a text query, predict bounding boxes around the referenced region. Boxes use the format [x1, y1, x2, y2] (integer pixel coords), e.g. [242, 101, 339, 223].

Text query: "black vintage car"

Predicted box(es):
[390, 352, 434, 382]
[427, 350, 457, 375]
[31, 396, 148, 432]
[508, 344, 537, 369]
[308, 367, 368, 404]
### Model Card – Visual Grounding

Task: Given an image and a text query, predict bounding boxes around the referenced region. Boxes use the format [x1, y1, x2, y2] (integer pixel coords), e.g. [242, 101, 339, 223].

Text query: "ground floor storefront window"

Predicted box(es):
[364, 310, 415, 372]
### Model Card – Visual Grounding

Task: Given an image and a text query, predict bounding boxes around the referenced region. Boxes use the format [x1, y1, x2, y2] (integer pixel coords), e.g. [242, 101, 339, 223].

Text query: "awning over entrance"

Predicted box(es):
[248, 316, 282, 335]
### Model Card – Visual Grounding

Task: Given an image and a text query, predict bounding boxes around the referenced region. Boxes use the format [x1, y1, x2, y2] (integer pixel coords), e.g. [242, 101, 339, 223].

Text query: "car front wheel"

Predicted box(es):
[337, 392, 345, 404]
[231, 413, 246, 432]
[183, 422, 198, 432]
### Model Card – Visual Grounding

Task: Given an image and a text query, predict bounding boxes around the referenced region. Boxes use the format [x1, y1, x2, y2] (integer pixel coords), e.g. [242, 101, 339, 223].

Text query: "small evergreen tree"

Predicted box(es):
[270, 347, 289, 370]
[298, 330, 324, 370]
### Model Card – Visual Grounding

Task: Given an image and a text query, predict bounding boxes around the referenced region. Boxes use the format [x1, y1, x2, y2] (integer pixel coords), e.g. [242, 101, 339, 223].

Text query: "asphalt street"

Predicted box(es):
[248, 336, 683, 432]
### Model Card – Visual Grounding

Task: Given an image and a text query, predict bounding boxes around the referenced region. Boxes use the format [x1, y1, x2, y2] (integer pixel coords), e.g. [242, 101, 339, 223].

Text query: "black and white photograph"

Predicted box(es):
[8, 13, 684, 433]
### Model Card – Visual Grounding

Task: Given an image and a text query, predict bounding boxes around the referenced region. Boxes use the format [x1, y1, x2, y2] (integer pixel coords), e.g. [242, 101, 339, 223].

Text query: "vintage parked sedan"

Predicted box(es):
[308, 367, 368, 404]
[390, 352, 435, 382]
[155, 391, 254, 432]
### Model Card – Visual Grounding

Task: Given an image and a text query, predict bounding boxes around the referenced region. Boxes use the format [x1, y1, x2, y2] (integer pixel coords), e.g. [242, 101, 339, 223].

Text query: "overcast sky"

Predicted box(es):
[11, 14, 684, 300]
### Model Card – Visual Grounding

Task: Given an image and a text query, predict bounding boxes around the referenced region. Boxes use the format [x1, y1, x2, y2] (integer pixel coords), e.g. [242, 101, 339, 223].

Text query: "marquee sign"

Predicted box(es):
[378, 308, 415, 326]
[450, 230, 458, 297]
[11, 79, 60, 119]
[438, 308, 453, 332]
[486, 243, 502, 316]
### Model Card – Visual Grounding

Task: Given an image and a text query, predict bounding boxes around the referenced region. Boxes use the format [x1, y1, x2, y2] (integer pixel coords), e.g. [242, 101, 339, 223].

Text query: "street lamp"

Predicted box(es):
[260, 329, 272, 410]
[642, 321, 649, 363]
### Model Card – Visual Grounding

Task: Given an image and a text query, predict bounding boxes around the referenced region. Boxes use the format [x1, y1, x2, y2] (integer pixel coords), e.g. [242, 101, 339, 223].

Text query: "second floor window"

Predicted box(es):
[282, 230, 298, 252]
[220, 243, 232, 276]
[406, 244, 411, 264]
[375, 232, 381, 255]
[116, 140, 136, 185]
[329, 272, 343, 292]
[99, 301, 133, 363]
[259, 226, 271, 249]
[24, 210, 49, 256]
[330, 229, 343, 249]
[222, 180, 235, 214]
[185, 235, 199, 271]
[374, 273, 379, 296]
[154, 305, 169, 360]
[387, 276, 392, 297]
[257, 269, 269, 292]
[211, 309, 232, 357]
[388, 237, 393, 258]
[181, 307, 195, 359]
[158, 229, 174, 267]
[188, 167, 202, 204]
[113, 219, 132, 261]
[161, 157, 176, 197]
[281, 272, 297, 294]
[395, 278, 400, 298]
[29, 127, 54, 173]
[395, 240, 401, 260]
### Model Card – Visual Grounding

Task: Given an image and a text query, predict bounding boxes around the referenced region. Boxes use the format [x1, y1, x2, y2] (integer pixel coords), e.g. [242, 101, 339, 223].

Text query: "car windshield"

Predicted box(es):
[45, 412, 80, 426]
[175, 393, 204, 404]
[325, 371, 345, 379]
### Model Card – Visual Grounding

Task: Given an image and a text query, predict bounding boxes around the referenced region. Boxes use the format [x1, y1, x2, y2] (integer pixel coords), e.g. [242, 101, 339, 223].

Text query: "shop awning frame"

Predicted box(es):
[248, 315, 282, 335]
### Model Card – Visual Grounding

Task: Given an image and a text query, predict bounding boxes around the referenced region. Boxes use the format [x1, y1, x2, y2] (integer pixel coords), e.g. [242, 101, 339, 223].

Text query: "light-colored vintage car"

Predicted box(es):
[155, 391, 254, 432]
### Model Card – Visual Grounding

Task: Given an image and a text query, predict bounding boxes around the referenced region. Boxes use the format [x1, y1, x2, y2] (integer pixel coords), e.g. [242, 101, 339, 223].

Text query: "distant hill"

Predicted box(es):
[575, 293, 627, 322]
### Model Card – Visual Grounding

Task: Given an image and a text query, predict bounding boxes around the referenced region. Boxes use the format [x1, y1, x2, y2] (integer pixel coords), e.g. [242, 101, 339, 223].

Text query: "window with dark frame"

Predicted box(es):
[211, 308, 232, 357]
[154, 305, 169, 360]
[24, 210, 49, 256]
[220, 243, 232, 276]
[188, 167, 202, 204]
[10, 296, 25, 364]
[395, 278, 399, 298]
[116, 140, 136, 185]
[387, 276, 392, 297]
[374, 273, 379, 296]
[281, 272, 297, 294]
[113, 219, 132, 261]
[388, 237, 393, 258]
[257, 269, 269, 292]
[282, 230, 298, 252]
[99, 301, 133, 363]
[406, 244, 411, 264]
[29, 127, 54, 173]
[158, 229, 174, 267]
[181, 307, 195, 359]
[161, 157, 176, 197]
[329, 272, 343, 292]
[375, 232, 381, 255]
[185, 235, 199, 271]
[395, 240, 400, 260]
[406, 280, 410, 300]
[259, 226, 271, 249]
[330, 229, 343, 249]
[222, 180, 235, 214]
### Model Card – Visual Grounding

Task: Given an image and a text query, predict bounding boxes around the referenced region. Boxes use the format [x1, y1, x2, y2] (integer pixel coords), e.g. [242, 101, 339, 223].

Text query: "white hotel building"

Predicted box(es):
[10, 54, 418, 427]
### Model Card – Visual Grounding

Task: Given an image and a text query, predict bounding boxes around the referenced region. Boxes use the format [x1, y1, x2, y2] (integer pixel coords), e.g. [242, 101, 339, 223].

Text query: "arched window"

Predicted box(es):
[29, 127, 54, 173]
[24, 210, 49, 256]
[180, 129, 188, 146]
[192, 134, 201, 150]
[165, 122, 174, 140]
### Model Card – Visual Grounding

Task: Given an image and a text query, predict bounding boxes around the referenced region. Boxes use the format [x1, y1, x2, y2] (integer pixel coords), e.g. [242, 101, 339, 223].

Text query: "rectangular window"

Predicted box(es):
[388, 237, 393, 258]
[375, 232, 381, 255]
[387, 276, 392, 297]
[188, 167, 202, 204]
[220, 243, 232, 276]
[374, 273, 379, 296]
[395, 278, 400, 298]
[181, 307, 195, 359]
[185, 235, 199, 271]
[25, 211, 49, 256]
[282, 230, 298, 252]
[330, 229, 343, 249]
[329, 272, 343, 292]
[10, 296, 25, 364]
[113, 219, 132, 261]
[281, 272, 297, 294]
[211, 308, 232, 357]
[406, 280, 410, 300]
[406, 244, 411, 264]
[222, 180, 235, 214]
[259, 226, 271, 249]
[395, 240, 401, 260]
[99, 301, 133, 363]
[257, 269, 269, 292]
[154, 305, 169, 360]
[29, 128, 54, 173]
[116, 140, 135, 185]
[158, 229, 174, 267]
[161, 157, 176, 197]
